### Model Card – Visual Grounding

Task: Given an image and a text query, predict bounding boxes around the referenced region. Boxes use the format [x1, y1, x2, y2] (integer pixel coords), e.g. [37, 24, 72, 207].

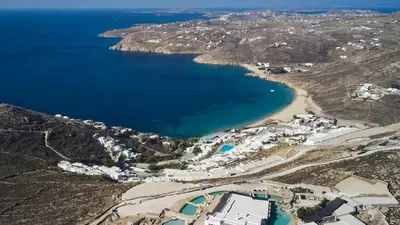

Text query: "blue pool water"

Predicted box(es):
[180, 204, 198, 215]
[191, 196, 206, 204]
[163, 219, 185, 225]
[0, 10, 294, 139]
[255, 193, 267, 199]
[220, 145, 234, 153]
[211, 191, 226, 196]
[269, 203, 291, 225]
[269, 195, 282, 201]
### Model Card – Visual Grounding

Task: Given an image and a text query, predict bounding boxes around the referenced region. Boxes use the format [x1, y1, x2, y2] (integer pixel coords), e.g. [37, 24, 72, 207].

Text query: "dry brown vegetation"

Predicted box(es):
[273, 151, 400, 191]
[0, 104, 192, 164]
[103, 12, 400, 126]
[0, 104, 171, 224]
[0, 140, 135, 225]
[0, 168, 134, 225]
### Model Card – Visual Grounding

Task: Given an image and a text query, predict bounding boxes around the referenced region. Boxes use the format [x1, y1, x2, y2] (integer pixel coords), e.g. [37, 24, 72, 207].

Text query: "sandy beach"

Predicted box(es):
[242, 64, 323, 126]
[193, 55, 324, 128]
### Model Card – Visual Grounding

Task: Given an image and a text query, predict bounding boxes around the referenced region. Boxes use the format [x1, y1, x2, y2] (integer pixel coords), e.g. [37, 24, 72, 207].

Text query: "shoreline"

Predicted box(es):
[106, 47, 324, 134]
[242, 64, 323, 127]
[108, 46, 324, 128]
[192, 55, 323, 130]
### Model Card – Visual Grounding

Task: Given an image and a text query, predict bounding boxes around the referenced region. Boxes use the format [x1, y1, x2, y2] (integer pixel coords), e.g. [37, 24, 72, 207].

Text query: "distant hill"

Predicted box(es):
[102, 10, 400, 125]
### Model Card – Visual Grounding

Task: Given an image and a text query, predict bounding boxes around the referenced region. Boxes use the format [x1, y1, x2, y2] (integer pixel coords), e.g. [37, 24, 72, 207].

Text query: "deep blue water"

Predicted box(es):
[0, 10, 294, 138]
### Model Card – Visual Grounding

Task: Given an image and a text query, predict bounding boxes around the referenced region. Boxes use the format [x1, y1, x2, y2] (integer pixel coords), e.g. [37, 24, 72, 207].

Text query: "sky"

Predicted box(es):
[0, 0, 399, 9]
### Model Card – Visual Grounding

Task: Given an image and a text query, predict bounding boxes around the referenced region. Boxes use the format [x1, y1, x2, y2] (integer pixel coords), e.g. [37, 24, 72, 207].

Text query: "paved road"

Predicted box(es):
[227, 122, 400, 178]
[90, 144, 400, 225]
[90, 122, 400, 224]
[90, 182, 282, 224]
[257, 145, 400, 181]
[317, 122, 400, 146]
[239, 146, 318, 175]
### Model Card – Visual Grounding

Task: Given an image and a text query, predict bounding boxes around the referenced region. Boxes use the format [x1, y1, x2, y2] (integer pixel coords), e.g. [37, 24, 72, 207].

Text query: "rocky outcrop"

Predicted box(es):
[0, 104, 190, 164]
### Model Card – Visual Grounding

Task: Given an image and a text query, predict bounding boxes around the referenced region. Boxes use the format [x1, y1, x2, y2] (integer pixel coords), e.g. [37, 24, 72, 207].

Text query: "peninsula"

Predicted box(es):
[2, 9, 400, 225]
[101, 10, 400, 125]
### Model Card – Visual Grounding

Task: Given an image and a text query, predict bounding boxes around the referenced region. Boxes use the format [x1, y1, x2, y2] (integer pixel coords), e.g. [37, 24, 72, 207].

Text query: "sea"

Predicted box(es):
[0, 9, 296, 139]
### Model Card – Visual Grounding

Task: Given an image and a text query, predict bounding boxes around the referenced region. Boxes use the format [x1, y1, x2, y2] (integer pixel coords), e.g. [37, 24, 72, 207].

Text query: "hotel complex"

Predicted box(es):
[205, 193, 271, 225]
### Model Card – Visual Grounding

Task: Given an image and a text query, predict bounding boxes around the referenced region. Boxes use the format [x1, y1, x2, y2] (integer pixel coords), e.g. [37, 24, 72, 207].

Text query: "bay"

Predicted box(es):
[0, 9, 294, 138]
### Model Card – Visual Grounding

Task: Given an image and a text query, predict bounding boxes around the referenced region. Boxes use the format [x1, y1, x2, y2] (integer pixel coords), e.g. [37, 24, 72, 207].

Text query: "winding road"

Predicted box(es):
[0, 128, 71, 161]
[44, 130, 71, 161]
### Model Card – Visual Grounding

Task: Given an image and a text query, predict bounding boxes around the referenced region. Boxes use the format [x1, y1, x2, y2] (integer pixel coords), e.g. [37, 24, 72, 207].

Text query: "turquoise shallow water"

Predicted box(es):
[163, 219, 185, 225]
[210, 191, 226, 196]
[191, 196, 206, 204]
[220, 145, 234, 153]
[255, 193, 267, 199]
[0, 10, 294, 139]
[269, 203, 291, 225]
[269, 195, 282, 201]
[184, 192, 290, 225]
[180, 204, 198, 215]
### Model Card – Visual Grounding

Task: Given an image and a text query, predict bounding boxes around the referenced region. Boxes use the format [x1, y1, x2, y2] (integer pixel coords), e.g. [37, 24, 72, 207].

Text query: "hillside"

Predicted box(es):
[0, 104, 191, 224]
[102, 10, 400, 125]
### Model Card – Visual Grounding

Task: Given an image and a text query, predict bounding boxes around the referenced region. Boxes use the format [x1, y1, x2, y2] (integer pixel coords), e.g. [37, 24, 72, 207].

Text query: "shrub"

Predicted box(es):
[193, 146, 203, 155]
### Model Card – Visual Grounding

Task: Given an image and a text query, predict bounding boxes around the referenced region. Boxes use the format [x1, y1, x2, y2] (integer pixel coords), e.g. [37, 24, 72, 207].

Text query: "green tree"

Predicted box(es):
[148, 164, 163, 172]
[193, 146, 203, 155]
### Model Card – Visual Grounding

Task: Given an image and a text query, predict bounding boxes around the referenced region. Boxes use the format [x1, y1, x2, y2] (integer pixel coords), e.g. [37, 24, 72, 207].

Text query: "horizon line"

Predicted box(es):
[1, 6, 400, 10]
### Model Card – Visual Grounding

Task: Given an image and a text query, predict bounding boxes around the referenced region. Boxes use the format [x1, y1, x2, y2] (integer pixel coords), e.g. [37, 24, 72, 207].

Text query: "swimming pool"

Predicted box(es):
[269, 195, 281, 201]
[210, 191, 226, 196]
[180, 204, 198, 215]
[191, 196, 206, 204]
[220, 145, 234, 153]
[163, 219, 185, 225]
[255, 193, 267, 199]
[136, 174, 152, 179]
[269, 203, 291, 225]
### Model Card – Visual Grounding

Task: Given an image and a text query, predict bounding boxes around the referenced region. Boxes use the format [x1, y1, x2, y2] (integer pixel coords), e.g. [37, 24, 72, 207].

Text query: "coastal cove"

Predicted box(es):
[0, 10, 294, 139]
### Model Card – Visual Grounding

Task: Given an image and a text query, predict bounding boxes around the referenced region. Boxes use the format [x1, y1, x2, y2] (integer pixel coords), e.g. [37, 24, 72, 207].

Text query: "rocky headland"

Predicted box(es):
[101, 10, 400, 125]
[0, 104, 193, 224]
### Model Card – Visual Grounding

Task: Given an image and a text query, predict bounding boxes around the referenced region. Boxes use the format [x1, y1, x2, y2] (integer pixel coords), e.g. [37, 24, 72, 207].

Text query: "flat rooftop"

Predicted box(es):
[206, 193, 270, 225]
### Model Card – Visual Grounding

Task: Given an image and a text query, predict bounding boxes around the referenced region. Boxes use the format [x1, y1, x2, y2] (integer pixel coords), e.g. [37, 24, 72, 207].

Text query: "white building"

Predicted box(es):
[205, 193, 270, 225]
[283, 67, 292, 73]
